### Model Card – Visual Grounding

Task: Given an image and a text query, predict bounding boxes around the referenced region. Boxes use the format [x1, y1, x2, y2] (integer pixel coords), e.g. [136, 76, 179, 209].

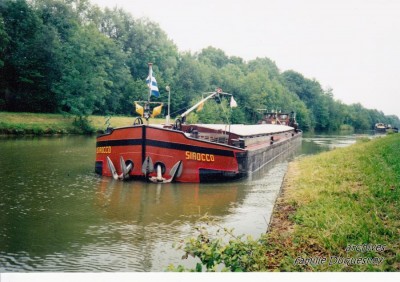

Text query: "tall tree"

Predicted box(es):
[0, 14, 10, 109]
[0, 0, 52, 112]
[0, 0, 398, 130]
[197, 46, 229, 68]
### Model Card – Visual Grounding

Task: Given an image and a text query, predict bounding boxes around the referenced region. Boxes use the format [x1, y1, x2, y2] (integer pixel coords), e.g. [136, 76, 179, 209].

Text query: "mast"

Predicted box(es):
[180, 90, 234, 120]
[181, 92, 218, 118]
[147, 63, 153, 103]
[144, 63, 153, 123]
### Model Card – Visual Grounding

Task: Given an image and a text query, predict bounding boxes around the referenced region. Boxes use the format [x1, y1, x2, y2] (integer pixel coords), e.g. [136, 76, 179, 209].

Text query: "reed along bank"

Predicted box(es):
[266, 134, 400, 271]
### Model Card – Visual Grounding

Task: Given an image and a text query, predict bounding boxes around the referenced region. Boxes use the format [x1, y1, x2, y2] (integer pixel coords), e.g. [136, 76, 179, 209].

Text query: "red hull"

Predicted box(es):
[95, 125, 246, 183]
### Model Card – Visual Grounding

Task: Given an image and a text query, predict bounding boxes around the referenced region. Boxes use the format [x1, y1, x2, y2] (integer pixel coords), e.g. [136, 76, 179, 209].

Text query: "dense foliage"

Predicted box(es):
[167, 217, 270, 272]
[1, 0, 399, 131]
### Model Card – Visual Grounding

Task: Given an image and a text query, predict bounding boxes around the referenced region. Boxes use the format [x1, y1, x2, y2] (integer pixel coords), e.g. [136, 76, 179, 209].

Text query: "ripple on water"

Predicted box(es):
[0, 252, 36, 272]
[1, 136, 309, 271]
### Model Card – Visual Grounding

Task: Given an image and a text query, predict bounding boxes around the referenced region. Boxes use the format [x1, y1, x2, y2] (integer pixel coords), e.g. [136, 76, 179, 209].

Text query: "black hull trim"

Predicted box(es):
[199, 169, 246, 183]
[96, 138, 235, 157]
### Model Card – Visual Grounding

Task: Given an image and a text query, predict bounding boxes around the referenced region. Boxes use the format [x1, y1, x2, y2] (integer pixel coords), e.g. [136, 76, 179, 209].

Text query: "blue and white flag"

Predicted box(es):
[146, 73, 160, 97]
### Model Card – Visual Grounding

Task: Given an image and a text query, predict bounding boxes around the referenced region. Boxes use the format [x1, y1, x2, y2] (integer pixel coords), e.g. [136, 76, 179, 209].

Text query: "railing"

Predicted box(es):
[197, 133, 228, 144]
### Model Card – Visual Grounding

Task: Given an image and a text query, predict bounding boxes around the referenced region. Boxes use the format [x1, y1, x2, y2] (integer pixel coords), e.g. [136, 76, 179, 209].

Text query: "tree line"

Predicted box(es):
[1, 0, 399, 131]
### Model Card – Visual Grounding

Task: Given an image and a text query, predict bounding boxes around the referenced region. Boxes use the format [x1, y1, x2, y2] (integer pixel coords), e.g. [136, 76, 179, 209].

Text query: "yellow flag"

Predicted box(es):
[196, 102, 204, 112]
[151, 104, 163, 118]
[135, 102, 144, 117]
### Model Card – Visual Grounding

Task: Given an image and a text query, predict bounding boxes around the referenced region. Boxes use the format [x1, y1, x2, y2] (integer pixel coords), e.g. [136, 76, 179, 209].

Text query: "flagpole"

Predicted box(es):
[166, 85, 171, 125]
[148, 63, 153, 103]
[143, 63, 153, 124]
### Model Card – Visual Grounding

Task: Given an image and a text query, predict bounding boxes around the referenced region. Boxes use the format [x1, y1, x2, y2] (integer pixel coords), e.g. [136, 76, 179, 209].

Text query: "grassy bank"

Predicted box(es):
[266, 134, 400, 271]
[169, 134, 399, 272]
[0, 112, 164, 135]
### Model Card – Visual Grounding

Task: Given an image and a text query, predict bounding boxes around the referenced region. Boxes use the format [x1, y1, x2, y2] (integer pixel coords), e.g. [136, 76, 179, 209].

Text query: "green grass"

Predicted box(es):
[267, 134, 400, 271]
[0, 112, 165, 135]
[168, 134, 399, 272]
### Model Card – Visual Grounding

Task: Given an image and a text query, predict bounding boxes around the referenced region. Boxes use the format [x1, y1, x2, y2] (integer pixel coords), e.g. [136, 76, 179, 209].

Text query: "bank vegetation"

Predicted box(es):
[169, 134, 400, 271]
[0, 111, 163, 135]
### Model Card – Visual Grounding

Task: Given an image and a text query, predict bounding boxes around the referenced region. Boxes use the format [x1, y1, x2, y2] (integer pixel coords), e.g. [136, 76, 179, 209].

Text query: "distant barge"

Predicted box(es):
[375, 123, 399, 134]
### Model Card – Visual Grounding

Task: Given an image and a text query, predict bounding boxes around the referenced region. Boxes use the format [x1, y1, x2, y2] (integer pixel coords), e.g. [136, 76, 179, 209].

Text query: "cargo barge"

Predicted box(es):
[94, 64, 302, 183]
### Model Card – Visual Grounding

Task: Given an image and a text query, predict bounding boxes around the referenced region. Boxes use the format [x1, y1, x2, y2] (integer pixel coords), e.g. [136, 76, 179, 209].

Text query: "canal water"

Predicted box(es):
[0, 133, 362, 272]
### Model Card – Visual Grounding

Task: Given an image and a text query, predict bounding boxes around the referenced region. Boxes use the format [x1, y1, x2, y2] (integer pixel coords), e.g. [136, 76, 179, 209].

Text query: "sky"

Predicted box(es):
[91, 0, 400, 118]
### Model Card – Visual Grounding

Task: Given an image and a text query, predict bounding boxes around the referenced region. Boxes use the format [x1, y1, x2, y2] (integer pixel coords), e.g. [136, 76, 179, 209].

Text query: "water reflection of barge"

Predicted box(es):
[96, 180, 241, 223]
[95, 65, 302, 183]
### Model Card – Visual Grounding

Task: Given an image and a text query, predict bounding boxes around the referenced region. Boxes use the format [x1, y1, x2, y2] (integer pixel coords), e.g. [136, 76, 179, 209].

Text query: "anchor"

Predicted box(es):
[106, 156, 119, 180]
[106, 156, 132, 180]
[120, 156, 133, 179]
[143, 156, 183, 183]
[141, 156, 154, 176]
[167, 160, 183, 182]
